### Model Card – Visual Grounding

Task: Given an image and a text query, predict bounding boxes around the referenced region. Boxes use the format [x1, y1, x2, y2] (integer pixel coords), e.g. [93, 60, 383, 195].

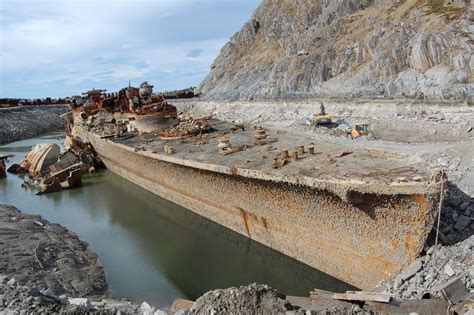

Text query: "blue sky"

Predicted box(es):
[0, 0, 260, 98]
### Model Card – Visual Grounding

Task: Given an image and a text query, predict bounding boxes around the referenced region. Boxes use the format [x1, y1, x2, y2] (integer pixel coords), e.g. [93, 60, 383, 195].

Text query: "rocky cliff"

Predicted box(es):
[197, 0, 473, 100]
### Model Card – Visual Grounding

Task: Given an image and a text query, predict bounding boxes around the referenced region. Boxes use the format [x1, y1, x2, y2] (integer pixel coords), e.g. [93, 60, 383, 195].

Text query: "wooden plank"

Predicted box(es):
[332, 291, 393, 303]
[309, 289, 335, 301]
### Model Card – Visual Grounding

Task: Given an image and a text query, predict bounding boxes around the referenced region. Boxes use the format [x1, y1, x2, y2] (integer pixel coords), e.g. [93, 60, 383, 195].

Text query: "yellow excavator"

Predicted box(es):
[347, 123, 371, 139]
[313, 103, 332, 126]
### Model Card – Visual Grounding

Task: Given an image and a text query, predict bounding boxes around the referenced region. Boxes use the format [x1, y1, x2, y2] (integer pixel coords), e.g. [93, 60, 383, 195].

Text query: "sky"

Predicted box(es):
[0, 0, 260, 98]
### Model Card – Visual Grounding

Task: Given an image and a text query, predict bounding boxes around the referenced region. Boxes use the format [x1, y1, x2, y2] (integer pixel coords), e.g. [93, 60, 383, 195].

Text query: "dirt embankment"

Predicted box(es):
[0, 105, 69, 145]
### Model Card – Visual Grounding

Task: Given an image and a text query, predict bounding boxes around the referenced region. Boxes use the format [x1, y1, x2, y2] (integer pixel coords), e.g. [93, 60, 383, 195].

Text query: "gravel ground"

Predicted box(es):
[190, 283, 293, 314]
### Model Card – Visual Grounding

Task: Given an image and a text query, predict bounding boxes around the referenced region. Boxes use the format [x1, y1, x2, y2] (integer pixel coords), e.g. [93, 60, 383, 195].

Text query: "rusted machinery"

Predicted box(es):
[0, 156, 6, 178]
[73, 82, 178, 119]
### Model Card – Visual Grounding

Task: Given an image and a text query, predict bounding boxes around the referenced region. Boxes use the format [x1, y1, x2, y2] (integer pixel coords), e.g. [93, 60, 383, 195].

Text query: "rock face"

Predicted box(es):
[198, 0, 473, 100]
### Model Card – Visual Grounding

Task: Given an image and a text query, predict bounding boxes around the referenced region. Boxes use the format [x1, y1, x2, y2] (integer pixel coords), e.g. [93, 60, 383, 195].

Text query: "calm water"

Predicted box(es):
[0, 132, 353, 307]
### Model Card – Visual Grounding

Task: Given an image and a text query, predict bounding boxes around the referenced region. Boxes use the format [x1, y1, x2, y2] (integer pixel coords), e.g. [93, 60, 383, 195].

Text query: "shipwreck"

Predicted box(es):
[64, 82, 446, 290]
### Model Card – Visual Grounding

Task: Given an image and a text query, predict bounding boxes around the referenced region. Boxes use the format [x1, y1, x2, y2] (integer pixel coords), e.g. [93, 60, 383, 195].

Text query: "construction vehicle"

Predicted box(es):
[347, 123, 371, 139]
[313, 103, 332, 126]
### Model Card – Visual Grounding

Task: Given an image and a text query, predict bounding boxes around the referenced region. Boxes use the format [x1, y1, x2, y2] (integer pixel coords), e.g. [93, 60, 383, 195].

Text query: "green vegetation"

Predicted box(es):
[426, 0, 465, 21]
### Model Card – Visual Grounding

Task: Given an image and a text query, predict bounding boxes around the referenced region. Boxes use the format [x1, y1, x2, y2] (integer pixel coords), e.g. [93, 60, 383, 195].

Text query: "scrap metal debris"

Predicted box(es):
[0, 157, 6, 178]
[8, 138, 102, 194]
[8, 144, 61, 175]
[308, 288, 463, 314]
[164, 145, 174, 155]
[334, 151, 353, 158]
[272, 157, 287, 169]
[217, 134, 245, 156]
[160, 116, 212, 139]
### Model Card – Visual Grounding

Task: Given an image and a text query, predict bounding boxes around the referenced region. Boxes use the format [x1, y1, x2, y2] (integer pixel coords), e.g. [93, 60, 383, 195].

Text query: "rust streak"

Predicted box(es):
[238, 207, 251, 236]
[261, 217, 268, 230]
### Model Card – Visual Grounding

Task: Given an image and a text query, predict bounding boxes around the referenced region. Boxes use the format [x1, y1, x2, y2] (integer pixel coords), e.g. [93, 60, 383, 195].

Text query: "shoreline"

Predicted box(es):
[1, 204, 471, 314]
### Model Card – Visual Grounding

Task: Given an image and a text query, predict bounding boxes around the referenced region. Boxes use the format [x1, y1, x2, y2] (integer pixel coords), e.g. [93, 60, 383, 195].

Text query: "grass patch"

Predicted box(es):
[425, 0, 465, 21]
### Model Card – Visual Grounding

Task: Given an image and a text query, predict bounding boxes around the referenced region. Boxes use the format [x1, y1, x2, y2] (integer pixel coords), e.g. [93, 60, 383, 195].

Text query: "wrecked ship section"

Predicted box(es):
[63, 83, 446, 289]
[7, 137, 103, 194]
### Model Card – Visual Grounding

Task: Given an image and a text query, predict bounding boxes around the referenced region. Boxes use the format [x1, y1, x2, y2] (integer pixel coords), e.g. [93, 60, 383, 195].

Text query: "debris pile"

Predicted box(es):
[190, 283, 293, 314]
[378, 235, 473, 301]
[0, 280, 141, 315]
[74, 82, 177, 119]
[160, 116, 212, 139]
[7, 140, 102, 194]
[436, 187, 474, 245]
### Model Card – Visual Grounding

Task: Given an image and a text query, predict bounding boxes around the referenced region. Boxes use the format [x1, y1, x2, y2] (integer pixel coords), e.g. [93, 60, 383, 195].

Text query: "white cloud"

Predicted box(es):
[0, 0, 260, 97]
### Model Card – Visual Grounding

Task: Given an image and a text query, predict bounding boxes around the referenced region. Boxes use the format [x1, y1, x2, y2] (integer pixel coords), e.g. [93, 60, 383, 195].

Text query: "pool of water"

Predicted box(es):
[0, 132, 353, 307]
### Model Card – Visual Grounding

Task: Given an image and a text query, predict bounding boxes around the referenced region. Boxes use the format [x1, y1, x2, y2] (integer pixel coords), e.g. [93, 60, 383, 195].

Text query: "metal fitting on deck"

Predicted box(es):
[164, 145, 174, 155]
[298, 145, 305, 155]
[218, 135, 232, 155]
[255, 127, 268, 141]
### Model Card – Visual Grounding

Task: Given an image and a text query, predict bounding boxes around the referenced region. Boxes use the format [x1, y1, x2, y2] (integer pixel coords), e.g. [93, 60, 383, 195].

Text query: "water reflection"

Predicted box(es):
[0, 132, 353, 307]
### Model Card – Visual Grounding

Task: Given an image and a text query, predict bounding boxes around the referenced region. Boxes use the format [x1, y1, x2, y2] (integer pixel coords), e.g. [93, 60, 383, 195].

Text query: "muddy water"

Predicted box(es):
[0, 132, 353, 307]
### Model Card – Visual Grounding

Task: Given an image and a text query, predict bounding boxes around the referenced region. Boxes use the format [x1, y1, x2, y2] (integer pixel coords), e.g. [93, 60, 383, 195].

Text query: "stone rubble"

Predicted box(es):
[379, 235, 473, 300]
[0, 105, 68, 145]
[0, 277, 142, 314]
[190, 283, 294, 314]
[434, 186, 474, 246]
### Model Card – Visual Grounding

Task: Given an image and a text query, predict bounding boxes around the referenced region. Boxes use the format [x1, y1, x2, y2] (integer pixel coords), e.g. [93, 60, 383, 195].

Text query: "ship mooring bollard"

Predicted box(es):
[298, 145, 305, 155]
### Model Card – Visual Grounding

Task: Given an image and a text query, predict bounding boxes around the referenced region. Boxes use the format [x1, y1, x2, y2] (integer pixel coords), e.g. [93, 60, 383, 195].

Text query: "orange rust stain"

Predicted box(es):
[401, 194, 429, 263]
[238, 207, 251, 236]
[404, 234, 417, 262]
[261, 217, 268, 230]
[229, 166, 238, 175]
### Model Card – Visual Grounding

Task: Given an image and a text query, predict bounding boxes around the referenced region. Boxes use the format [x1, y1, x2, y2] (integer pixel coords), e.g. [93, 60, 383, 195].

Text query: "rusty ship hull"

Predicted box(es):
[71, 118, 444, 290]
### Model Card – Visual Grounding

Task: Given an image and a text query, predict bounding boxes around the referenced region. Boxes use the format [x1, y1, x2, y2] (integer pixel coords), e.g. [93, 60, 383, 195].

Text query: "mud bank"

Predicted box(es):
[0, 105, 69, 145]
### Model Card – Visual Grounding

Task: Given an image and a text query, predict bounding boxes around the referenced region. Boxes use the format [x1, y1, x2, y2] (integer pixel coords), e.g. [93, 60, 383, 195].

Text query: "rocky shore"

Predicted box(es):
[0, 105, 69, 145]
[379, 235, 473, 300]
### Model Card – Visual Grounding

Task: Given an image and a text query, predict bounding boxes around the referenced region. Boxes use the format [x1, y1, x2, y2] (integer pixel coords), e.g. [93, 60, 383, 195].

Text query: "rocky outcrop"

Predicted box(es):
[0, 105, 68, 144]
[0, 205, 107, 298]
[198, 0, 473, 101]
